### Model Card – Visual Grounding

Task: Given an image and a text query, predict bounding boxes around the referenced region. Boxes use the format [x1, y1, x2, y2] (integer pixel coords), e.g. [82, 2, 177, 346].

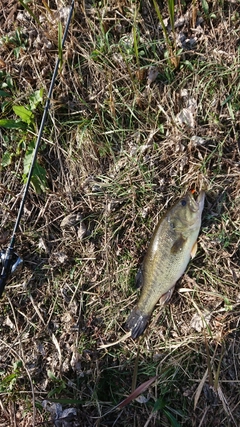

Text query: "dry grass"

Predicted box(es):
[0, 0, 239, 426]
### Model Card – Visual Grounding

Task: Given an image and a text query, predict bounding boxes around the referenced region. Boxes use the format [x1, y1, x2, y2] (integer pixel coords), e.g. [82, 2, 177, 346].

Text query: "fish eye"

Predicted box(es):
[181, 199, 187, 206]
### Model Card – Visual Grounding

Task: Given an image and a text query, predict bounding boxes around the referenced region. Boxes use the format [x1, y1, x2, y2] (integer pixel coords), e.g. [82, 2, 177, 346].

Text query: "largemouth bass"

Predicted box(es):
[125, 191, 205, 339]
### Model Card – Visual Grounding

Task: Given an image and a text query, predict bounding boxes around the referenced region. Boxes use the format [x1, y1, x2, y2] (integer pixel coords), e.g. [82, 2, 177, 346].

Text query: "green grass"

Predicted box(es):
[0, 0, 240, 426]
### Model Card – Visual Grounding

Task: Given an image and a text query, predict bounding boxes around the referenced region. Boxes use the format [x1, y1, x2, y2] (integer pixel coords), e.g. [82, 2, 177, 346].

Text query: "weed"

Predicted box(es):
[1, 88, 47, 193]
[0, 360, 23, 394]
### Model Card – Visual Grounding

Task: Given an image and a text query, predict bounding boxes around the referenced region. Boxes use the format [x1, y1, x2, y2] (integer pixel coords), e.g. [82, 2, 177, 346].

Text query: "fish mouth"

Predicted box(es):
[188, 190, 205, 213]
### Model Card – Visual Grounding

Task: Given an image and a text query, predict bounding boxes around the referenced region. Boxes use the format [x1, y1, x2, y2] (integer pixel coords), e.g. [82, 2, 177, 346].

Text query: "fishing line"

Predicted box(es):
[0, 0, 75, 298]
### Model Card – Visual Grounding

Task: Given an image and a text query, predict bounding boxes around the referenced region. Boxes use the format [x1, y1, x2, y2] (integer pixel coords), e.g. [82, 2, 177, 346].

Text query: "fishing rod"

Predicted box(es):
[0, 0, 75, 298]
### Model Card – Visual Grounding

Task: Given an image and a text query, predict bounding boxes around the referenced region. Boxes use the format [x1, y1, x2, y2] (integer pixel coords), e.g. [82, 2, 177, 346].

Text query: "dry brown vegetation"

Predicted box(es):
[0, 0, 239, 426]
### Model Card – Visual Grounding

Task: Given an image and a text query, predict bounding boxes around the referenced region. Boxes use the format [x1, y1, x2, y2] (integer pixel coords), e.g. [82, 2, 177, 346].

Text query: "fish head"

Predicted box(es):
[171, 190, 205, 229]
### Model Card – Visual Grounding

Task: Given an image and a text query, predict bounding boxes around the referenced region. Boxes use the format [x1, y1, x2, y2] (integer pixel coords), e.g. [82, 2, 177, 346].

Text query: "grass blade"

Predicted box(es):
[167, 0, 175, 32]
[18, 0, 42, 26]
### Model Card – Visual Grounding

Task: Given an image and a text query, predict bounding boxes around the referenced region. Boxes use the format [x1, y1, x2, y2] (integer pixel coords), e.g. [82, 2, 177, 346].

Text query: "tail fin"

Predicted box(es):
[125, 308, 150, 339]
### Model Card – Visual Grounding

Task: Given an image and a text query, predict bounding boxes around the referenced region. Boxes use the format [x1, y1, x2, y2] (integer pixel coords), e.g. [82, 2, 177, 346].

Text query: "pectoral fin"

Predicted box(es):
[171, 234, 187, 254]
[159, 286, 175, 305]
[191, 241, 198, 259]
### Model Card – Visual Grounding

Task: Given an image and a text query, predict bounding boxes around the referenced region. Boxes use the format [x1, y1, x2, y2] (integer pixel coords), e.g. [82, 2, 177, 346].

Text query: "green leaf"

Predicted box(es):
[13, 105, 34, 125]
[1, 151, 13, 167]
[47, 370, 57, 381]
[202, 0, 209, 15]
[0, 119, 27, 129]
[23, 142, 47, 193]
[153, 396, 166, 411]
[182, 60, 194, 71]
[29, 88, 44, 111]
[13, 360, 23, 371]
[30, 163, 47, 194]
[23, 141, 35, 175]
[0, 90, 11, 97]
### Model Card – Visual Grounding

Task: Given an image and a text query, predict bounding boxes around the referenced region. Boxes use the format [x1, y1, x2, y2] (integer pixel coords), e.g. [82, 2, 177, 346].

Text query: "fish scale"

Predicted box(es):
[125, 191, 205, 339]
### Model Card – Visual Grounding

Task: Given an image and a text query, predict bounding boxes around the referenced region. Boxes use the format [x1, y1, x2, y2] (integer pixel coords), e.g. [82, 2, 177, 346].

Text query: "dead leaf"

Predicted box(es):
[190, 311, 211, 332]
[176, 108, 195, 128]
[191, 136, 206, 146]
[147, 66, 159, 86]
[5, 315, 15, 329]
[38, 237, 49, 253]
[77, 222, 87, 240]
[135, 395, 150, 403]
[52, 333, 62, 367]
[60, 212, 82, 228]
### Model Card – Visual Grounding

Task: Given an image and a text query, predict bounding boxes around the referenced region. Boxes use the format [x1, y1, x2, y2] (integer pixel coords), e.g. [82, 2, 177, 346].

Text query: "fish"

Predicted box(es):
[125, 190, 205, 339]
